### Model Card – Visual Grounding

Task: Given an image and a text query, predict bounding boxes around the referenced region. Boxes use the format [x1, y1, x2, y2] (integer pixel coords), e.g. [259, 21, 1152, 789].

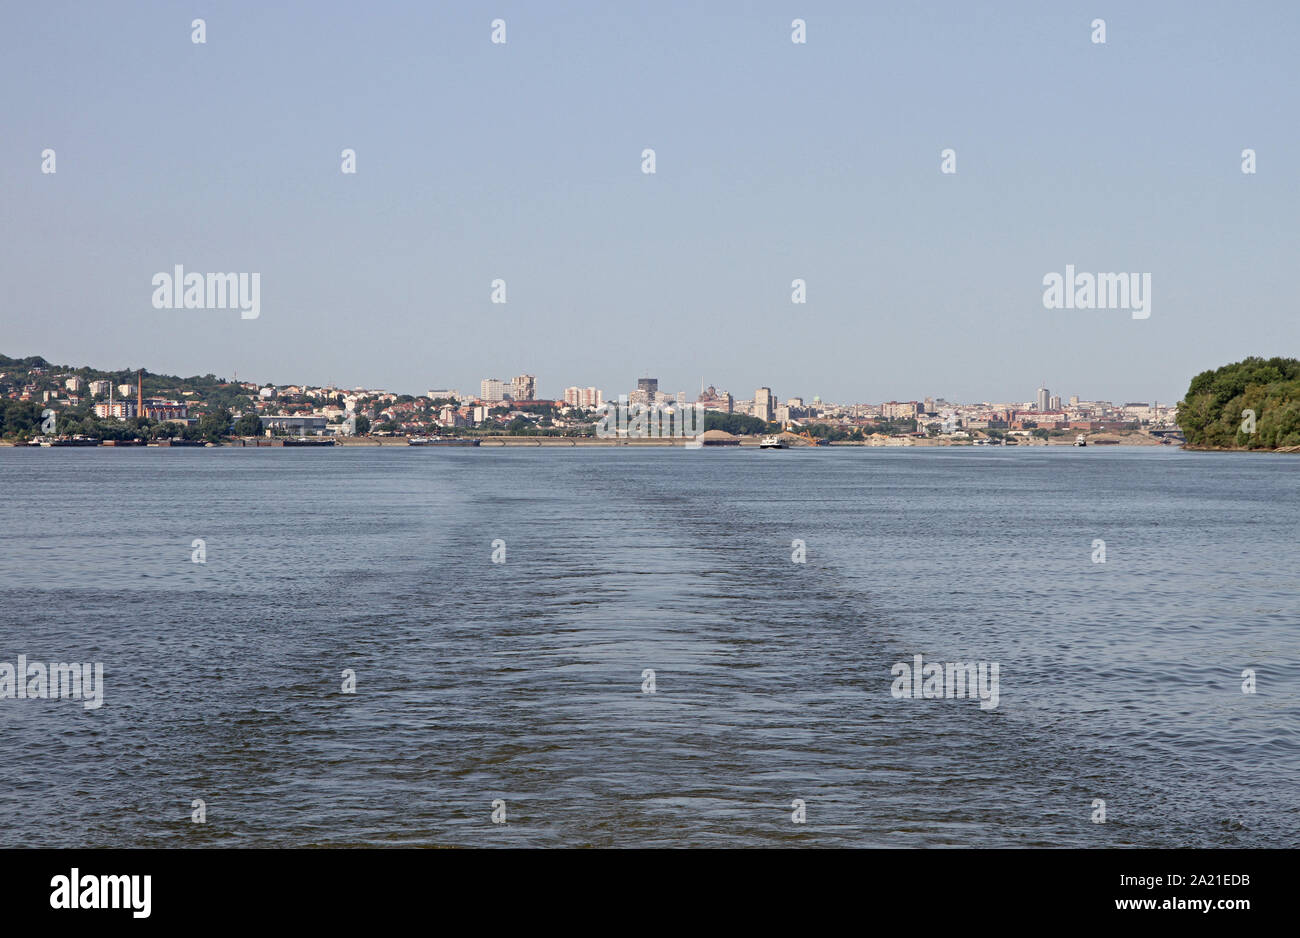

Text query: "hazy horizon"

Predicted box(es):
[3, 1, 1297, 404]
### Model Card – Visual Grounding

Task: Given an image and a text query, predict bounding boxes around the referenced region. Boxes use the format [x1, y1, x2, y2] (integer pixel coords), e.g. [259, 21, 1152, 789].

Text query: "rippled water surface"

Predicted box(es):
[0, 446, 1296, 847]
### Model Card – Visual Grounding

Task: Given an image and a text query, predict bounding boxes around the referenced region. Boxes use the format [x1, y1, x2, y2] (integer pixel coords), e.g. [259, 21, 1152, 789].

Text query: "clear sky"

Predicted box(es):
[2, 1, 1297, 405]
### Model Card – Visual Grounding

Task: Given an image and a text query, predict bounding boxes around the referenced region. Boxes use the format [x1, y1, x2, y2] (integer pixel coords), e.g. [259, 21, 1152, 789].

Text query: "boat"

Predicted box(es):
[759, 435, 785, 449]
[408, 436, 481, 447]
[1073, 434, 1087, 447]
[41, 436, 101, 447]
[281, 437, 336, 447]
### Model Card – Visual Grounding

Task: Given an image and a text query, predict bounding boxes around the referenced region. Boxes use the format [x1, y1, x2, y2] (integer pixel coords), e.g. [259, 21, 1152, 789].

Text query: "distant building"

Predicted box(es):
[88, 380, 111, 397]
[882, 401, 921, 419]
[698, 387, 733, 413]
[1049, 395, 1061, 411]
[117, 384, 134, 398]
[64, 377, 83, 392]
[1036, 387, 1050, 412]
[754, 387, 774, 422]
[94, 401, 138, 420]
[480, 378, 507, 402]
[510, 375, 536, 401]
[427, 389, 461, 401]
[1012, 410, 1068, 429]
[141, 400, 188, 421]
[259, 415, 327, 434]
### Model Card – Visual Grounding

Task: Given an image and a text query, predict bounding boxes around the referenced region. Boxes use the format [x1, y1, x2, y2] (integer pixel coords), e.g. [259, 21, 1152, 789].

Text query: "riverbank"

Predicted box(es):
[1181, 444, 1300, 453]
[0, 428, 1186, 449]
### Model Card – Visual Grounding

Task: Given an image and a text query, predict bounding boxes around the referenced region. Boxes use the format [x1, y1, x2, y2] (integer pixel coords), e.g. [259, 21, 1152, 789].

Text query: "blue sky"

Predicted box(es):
[2, 1, 1297, 404]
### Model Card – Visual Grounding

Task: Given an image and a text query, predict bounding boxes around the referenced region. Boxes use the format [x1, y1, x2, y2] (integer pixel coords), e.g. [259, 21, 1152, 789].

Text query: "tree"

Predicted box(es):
[197, 407, 232, 442]
[1179, 357, 1300, 449]
[704, 412, 769, 435]
[354, 415, 371, 435]
[233, 413, 262, 436]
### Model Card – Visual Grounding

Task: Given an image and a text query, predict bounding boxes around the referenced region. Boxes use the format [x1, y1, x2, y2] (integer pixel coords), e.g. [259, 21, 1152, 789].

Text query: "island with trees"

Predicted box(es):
[1178, 357, 1300, 451]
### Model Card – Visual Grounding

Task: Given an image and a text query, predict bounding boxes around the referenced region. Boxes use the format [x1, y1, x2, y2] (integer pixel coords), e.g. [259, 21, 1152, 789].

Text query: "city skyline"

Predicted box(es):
[5, 350, 1174, 413]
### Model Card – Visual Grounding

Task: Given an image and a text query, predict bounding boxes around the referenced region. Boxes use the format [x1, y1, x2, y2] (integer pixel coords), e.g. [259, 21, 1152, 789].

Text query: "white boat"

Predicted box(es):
[1074, 434, 1087, 447]
[759, 435, 785, 449]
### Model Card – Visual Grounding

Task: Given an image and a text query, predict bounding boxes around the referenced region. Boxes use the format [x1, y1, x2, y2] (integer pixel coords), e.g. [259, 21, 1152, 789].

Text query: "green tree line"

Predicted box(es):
[1178, 357, 1300, 449]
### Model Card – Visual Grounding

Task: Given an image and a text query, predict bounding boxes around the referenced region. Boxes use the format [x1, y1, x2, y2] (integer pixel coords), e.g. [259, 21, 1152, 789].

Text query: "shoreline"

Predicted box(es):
[2, 436, 1189, 449]
[1180, 443, 1300, 454]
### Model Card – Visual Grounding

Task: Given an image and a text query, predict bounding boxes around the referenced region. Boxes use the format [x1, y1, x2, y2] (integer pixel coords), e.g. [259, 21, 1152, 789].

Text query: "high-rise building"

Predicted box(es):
[88, 380, 111, 397]
[480, 378, 507, 402]
[93, 401, 137, 420]
[924, 397, 935, 414]
[1048, 395, 1061, 411]
[563, 386, 603, 407]
[754, 387, 774, 422]
[1036, 387, 1050, 411]
[636, 377, 659, 404]
[510, 374, 536, 402]
[1069, 395, 1079, 406]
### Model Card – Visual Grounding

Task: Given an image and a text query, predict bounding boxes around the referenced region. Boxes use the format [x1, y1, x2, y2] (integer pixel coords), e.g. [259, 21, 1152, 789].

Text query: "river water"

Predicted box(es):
[0, 445, 1295, 847]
